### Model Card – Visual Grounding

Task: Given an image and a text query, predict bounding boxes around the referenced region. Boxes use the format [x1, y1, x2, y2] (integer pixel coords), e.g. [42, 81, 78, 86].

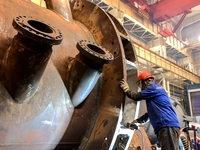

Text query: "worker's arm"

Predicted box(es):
[119, 79, 142, 101]
[126, 91, 141, 101]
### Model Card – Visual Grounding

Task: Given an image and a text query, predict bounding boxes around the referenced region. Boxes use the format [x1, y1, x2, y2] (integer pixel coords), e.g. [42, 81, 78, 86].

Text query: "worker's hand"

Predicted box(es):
[124, 122, 130, 128]
[119, 79, 129, 93]
[124, 122, 138, 130]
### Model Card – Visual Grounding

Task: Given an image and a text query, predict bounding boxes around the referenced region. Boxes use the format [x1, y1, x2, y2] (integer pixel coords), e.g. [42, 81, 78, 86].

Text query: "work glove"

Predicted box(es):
[136, 113, 149, 124]
[124, 122, 130, 128]
[130, 119, 138, 124]
[119, 79, 129, 93]
[124, 122, 138, 130]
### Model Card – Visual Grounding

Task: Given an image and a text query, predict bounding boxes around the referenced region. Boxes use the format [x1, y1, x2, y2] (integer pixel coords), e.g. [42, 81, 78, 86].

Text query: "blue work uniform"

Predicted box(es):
[126, 82, 180, 134]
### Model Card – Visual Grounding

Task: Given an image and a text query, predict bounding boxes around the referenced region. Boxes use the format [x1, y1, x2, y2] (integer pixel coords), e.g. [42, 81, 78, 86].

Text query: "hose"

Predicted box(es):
[180, 135, 189, 150]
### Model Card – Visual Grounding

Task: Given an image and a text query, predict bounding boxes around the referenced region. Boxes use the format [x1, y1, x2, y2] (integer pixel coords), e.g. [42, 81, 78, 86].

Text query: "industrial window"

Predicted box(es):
[190, 91, 200, 116]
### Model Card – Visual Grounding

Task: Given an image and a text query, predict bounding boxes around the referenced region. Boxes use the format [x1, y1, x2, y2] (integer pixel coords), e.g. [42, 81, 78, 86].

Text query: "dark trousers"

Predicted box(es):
[157, 127, 180, 150]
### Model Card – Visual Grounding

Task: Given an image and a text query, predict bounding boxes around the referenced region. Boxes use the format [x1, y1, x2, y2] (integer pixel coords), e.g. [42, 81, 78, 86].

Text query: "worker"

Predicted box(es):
[120, 72, 180, 150]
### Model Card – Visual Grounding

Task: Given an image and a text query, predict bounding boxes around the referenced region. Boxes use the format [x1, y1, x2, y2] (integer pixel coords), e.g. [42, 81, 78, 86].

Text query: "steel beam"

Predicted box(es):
[133, 41, 200, 84]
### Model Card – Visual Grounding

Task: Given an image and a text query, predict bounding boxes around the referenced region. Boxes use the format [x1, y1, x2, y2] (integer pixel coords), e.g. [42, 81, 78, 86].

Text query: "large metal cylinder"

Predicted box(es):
[0, 0, 135, 150]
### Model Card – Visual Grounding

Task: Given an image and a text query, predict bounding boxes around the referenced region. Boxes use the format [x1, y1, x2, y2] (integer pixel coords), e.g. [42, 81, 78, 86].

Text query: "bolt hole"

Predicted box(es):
[111, 41, 114, 45]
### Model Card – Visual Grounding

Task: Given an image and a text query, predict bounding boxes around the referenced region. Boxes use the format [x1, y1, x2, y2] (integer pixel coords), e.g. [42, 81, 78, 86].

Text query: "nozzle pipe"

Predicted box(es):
[3, 15, 62, 103]
[71, 68, 101, 107]
[69, 40, 114, 107]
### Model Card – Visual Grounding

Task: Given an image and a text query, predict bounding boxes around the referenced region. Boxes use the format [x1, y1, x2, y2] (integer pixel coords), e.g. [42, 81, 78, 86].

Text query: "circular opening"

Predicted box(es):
[87, 44, 105, 54]
[28, 20, 53, 33]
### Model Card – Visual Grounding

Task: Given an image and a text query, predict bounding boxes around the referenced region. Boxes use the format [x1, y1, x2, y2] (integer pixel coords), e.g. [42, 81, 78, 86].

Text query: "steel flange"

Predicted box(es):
[12, 15, 63, 45]
[76, 40, 114, 64]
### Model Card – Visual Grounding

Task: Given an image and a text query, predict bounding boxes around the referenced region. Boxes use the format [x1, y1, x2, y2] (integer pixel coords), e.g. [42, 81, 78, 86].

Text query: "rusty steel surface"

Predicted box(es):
[0, 0, 132, 150]
[107, 13, 137, 63]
